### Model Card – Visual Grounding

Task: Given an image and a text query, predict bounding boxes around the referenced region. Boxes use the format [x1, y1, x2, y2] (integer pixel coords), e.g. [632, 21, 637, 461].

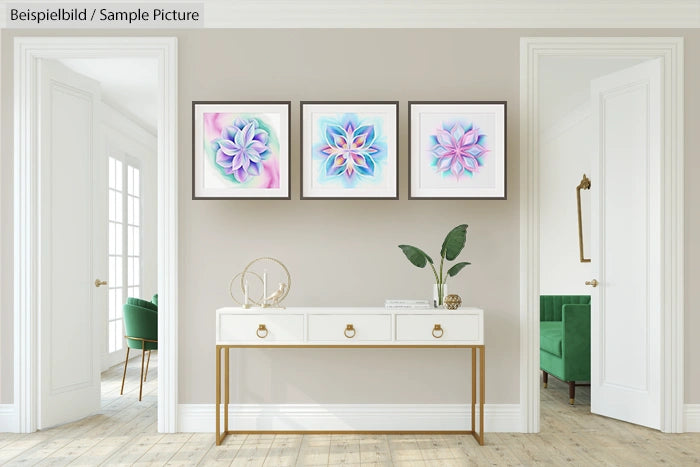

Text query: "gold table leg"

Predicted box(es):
[216, 345, 221, 445]
[225, 347, 230, 434]
[479, 346, 485, 445]
[471, 347, 476, 434]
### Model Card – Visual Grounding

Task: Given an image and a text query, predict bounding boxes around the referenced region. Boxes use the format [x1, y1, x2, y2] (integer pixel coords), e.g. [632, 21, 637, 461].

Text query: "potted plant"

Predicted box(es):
[398, 224, 471, 307]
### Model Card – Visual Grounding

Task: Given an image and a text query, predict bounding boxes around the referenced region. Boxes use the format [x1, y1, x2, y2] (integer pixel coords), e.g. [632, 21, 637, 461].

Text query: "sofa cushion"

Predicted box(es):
[540, 295, 591, 321]
[540, 322, 562, 357]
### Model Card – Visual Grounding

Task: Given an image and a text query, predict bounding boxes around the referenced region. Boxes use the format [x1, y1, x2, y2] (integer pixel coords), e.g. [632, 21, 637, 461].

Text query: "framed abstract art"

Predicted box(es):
[192, 101, 291, 199]
[409, 101, 506, 199]
[301, 101, 399, 199]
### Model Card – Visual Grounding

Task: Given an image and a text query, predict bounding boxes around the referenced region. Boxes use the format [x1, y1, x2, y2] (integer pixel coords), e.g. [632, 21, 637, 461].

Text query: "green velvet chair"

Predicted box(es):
[540, 295, 591, 404]
[126, 296, 157, 312]
[121, 302, 158, 401]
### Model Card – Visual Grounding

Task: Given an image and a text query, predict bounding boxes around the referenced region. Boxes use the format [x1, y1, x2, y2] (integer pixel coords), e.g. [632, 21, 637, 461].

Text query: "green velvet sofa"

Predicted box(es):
[540, 295, 591, 404]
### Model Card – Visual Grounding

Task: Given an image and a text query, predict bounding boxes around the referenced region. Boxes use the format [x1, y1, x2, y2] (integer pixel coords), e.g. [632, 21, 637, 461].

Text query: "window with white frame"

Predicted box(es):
[108, 156, 142, 354]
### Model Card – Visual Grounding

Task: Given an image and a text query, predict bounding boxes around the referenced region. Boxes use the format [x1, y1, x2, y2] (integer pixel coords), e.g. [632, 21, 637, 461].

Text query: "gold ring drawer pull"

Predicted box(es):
[432, 324, 444, 339]
[256, 324, 268, 339]
[344, 324, 356, 339]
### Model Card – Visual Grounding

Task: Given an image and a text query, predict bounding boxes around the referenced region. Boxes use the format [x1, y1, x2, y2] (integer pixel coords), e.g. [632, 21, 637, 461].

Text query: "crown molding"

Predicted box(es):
[203, 0, 700, 28]
[1, 1, 699, 29]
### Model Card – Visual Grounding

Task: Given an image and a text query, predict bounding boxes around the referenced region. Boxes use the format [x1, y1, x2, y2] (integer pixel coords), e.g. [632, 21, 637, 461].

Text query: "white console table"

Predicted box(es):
[215, 307, 485, 445]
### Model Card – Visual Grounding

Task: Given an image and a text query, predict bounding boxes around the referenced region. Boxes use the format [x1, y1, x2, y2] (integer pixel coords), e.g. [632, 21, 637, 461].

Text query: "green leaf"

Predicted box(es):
[440, 224, 468, 261]
[398, 245, 434, 268]
[447, 262, 471, 277]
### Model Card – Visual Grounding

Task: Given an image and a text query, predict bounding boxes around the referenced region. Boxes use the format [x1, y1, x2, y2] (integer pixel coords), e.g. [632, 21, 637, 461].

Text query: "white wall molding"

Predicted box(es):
[685, 405, 700, 432]
[520, 37, 685, 433]
[0, 25, 3, 408]
[519, 36, 541, 435]
[178, 404, 521, 433]
[13, 36, 178, 434]
[157, 37, 179, 435]
[0, 405, 17, 432]
[0, 1, 698, 28]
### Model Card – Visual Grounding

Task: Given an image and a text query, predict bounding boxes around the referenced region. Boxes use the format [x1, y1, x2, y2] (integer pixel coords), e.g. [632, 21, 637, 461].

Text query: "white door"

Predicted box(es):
[38, 60, 105, 428]
[589, 59, 662, 429]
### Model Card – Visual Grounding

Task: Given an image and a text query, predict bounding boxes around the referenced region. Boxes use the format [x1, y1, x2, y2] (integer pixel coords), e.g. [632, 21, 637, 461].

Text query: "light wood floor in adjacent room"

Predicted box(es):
[1, 355, 698, 465]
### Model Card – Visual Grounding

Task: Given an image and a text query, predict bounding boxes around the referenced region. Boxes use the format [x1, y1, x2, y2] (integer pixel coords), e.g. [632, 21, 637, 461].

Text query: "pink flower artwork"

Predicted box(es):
[430, 122, 489, 180]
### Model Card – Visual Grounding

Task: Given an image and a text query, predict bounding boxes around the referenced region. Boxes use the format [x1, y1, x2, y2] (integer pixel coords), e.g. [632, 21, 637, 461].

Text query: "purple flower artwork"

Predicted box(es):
[430, 122, 489, 180]
[314, 114, 387, 188]
[212, 118, 270, 183]
[203, 113, 281, 189]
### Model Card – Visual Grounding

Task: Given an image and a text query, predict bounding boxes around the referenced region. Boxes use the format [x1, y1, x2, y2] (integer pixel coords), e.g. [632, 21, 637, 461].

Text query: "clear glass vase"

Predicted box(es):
[433, 283, 448, 308]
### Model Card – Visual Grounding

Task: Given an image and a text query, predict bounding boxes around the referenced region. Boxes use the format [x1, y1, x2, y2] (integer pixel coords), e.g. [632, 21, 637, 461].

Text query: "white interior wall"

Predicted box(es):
[539, 103, 593, 295]
[58, 58, 158, 135]
[538, 57, 647, 295]
[100, 102, 158, 303]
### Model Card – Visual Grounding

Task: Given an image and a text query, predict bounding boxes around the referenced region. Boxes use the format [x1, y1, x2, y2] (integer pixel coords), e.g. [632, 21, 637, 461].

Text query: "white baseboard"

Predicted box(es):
[178, 403, 521, 433]
[3, 401, 696, 432]
[685, 404, 700, 432]
[0, 404, 17, 432]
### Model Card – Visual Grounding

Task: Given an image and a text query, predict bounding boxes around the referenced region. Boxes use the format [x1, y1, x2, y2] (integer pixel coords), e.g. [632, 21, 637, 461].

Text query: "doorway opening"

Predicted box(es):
[12, 37, 178, 434]
[538, 56, 652, 423]
[57, 56, 160, 414]
[519, 37, 684, 434]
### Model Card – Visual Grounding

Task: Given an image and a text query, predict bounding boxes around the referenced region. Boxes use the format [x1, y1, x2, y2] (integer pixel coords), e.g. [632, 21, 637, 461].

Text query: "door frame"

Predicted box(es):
[519, 37, 684, 433]
[12, 36, 179, 433]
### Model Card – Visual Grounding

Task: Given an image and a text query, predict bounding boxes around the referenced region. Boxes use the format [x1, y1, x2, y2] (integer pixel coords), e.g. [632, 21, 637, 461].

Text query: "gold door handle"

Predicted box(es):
[94, 279, 108, 287]
[432, 324, 444, 339]
[344, 324, 356, 338]
[585, 279, 599, 287]
[256, 324, 268, 339]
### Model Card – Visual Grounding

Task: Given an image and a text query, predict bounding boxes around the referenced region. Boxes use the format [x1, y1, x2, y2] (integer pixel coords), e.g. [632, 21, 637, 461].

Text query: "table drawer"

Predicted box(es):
[396, 314, 482, 343]
[308, 314, 391, 342]
[218, 314, 303, 343]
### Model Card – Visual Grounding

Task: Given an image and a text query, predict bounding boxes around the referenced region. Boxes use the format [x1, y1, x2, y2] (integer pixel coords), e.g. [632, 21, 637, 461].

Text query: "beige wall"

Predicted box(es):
[1, 29, 699, 407]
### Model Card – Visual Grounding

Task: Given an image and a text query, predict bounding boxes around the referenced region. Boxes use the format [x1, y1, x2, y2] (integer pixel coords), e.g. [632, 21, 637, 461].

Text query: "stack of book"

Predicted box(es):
[385, 299, 431, 309]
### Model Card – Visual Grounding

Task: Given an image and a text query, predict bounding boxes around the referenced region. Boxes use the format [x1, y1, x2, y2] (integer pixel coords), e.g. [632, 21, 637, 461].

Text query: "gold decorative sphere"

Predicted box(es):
[444, 294, 462, 310]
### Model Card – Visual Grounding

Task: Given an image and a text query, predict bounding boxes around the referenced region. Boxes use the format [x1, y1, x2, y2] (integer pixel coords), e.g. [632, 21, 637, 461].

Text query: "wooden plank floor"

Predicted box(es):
[1, 357, 699, 465]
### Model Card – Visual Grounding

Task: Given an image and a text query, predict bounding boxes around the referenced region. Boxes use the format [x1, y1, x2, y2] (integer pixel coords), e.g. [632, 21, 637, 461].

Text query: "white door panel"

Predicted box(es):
[590, 59, 661, 429]
[39, 60, 104, 428]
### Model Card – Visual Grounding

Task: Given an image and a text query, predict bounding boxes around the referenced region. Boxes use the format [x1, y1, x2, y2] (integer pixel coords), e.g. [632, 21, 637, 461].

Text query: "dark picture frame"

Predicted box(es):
[192, 101, 291, 200]
[300, 101, 399, 200]
[408, 101, 507, 200]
